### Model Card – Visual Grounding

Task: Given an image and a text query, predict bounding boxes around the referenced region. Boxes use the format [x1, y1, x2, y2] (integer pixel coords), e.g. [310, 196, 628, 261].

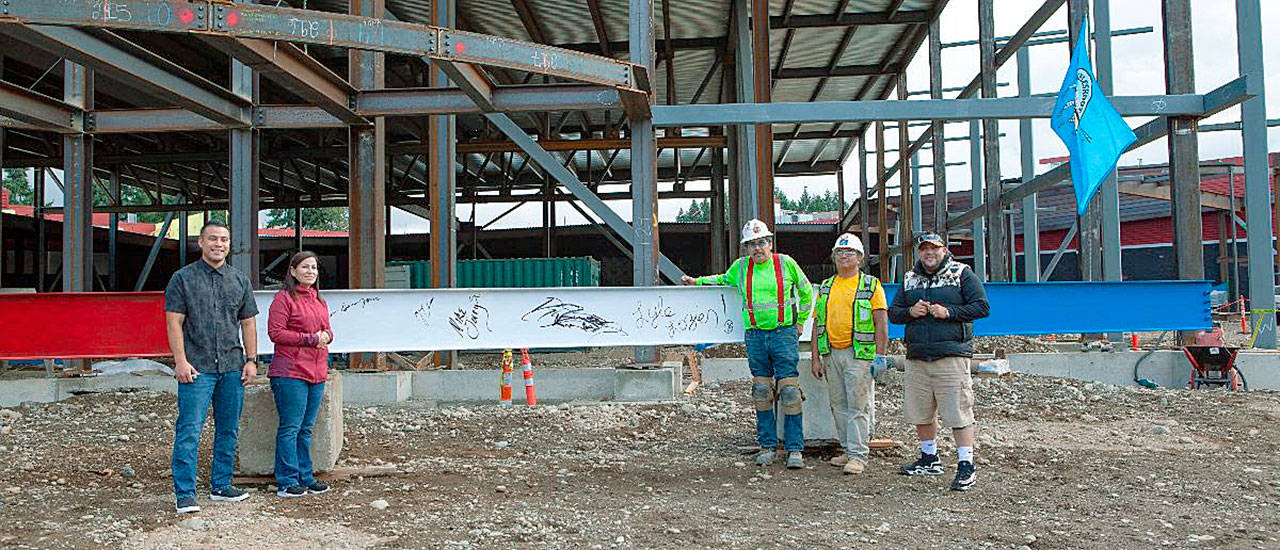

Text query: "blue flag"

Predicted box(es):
[1051, 17, 1137, 216]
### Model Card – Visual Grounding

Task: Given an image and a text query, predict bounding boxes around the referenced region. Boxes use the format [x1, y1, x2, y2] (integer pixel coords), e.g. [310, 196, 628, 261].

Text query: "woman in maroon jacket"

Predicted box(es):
[267, 251, 334, 498]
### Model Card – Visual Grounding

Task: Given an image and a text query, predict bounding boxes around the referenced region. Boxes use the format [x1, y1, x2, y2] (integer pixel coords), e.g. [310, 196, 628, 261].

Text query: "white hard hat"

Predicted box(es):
[740, 219, 774, 244]
[832, 232, 865, 254]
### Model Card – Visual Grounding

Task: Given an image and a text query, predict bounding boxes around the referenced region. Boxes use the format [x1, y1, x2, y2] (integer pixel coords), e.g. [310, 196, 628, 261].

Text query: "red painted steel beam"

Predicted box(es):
[0, 293, 170, 360]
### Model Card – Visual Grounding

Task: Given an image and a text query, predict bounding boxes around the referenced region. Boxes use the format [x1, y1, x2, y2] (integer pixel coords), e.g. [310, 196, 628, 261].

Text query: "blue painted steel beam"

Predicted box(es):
[880, 280, 1212, 338]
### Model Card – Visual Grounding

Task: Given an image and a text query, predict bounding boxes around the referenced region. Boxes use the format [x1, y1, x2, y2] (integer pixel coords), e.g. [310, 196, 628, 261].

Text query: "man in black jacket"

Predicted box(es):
[888, 233, 990, 491]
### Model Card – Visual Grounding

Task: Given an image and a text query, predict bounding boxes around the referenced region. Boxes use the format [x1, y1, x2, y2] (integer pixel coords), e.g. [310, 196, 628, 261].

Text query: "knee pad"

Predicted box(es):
[778, 377, 804, 415]
[751, 376, 775, 411]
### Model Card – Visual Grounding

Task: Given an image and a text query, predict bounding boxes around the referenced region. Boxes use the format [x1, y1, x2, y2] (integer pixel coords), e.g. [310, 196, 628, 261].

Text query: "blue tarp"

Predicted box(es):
[880, 280, 1212, 338]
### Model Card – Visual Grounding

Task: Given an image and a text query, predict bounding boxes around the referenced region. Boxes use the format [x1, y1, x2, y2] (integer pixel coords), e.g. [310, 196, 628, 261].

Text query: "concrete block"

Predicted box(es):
[685, 355, 837, 442]
[237, 373, 344, 476]
[412, 370, 495, 402]
[1007, 351, 1187, 388]
[413, 368, 617, 403]
[776, 352, 837, 443]
[615, 368, 676, 402]
[0, 378, 59, 407]
[661, 361, 683, 396]
[342, 371, 411, 405]
[699, 358, 749, 384]
[1221, 351, 1280, 390]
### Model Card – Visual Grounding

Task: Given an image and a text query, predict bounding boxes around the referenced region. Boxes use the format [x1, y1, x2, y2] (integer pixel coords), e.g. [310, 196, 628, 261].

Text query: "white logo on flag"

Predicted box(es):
[1060, 68, 1094, 142]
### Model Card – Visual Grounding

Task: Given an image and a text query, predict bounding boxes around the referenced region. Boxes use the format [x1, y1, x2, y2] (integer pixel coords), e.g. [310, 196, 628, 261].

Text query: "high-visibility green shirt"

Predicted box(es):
[695, 254, 814, 330]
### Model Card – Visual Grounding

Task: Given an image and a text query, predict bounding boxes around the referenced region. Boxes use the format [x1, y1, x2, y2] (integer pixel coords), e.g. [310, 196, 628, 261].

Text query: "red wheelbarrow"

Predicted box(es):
[1183, 344, 1242, 391]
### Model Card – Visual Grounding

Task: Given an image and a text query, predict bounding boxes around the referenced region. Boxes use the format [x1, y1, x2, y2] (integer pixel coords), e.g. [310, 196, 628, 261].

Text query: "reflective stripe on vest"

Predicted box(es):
[744, 254, 787, 328]
[816, 272, 877, 356]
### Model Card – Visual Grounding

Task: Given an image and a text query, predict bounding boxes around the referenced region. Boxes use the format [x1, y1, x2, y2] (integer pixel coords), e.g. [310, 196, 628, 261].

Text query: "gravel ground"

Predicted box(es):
[1, 370, 1278, 549]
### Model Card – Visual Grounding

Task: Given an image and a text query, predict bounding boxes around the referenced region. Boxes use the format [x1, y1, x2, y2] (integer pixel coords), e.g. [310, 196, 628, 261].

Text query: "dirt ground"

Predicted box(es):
[1, 365, 1278, 550]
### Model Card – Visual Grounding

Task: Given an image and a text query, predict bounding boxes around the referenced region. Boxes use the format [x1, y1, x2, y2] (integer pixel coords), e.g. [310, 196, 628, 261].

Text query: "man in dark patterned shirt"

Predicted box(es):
[164, 220, 259, 514]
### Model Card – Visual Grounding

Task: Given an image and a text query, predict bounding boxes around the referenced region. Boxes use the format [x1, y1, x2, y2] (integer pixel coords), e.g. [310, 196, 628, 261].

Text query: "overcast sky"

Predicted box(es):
[391, 0, 1278, 234]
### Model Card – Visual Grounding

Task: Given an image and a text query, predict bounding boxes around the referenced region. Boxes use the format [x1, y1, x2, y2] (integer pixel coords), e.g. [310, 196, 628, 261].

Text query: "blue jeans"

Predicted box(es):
[271, 377, 325, 489]
[744, 325, 803, 452]
[172, 370, 244, 500]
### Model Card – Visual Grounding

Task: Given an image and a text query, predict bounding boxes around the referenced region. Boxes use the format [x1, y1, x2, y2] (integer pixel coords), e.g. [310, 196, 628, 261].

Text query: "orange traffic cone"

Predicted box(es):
[499, 349, 514, 406]
[519, 349, 537, 407]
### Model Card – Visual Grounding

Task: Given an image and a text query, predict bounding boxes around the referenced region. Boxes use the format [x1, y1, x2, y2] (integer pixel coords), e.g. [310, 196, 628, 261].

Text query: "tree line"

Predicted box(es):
[675, 187, 845, 222]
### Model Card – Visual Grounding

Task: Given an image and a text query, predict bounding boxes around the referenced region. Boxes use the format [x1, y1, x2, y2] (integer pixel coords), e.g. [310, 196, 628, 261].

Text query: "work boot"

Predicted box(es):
[842, 459, 866, 475]
[786, 451, 804, 469]
[829, 455, 850, 468]
[754, 449, 776, 467]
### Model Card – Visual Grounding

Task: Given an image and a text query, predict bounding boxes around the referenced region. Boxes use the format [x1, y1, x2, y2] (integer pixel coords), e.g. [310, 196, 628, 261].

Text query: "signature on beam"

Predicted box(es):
[414, 298, 435, 328]
[523, 297, 628, 335]
[450, 294, 492, 340]
[332, 296, 382, 317]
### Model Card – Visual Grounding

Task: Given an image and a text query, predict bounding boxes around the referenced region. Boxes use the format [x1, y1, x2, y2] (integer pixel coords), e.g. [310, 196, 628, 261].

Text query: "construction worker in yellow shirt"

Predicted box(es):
[682, 219, 815, 469]
[810, 233, 889, 475]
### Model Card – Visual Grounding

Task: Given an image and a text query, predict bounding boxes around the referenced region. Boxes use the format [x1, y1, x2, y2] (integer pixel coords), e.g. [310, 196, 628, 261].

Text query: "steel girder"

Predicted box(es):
[0, 0, 647, 98]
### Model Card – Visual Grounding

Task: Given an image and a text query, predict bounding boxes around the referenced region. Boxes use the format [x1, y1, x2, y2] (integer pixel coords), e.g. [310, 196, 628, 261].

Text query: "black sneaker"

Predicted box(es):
[951, 461, 976, 491]
[276, 485, 308, 498]
[305, 482, 330, 495]
[174, 496, 200, 514]
[898, 453, 944, 476]
[210, 486, 249, 502]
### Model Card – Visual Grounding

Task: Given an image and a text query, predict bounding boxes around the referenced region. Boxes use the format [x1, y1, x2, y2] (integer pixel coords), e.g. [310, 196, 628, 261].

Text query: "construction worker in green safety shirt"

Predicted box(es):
[809, 233, 889, 475]
[682, 219, 815, 469]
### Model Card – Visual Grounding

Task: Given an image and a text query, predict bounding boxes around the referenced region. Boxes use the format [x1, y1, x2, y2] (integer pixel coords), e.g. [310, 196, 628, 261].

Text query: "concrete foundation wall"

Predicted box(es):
[1008, 350, 1280, 390]
[0, 367, 680, 408]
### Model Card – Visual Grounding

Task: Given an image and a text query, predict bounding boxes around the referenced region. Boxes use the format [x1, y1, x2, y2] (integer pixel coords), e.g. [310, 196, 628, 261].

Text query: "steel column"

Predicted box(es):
[876, 121, 889, 281]
[430, 0, 457, 294]
[897, 74, 914, 275]
[710, 146, 727, 272]
[228, 57, 260, 286]
[1236, 0, 1275, 347]
[723, 55, 743, 245]
[631, 0, 661, 363]
[61, 62, 93, 294]
[1017, 46, 1040, 282]
[348, 0, 388, 295]
[348, 0, 388, 371]
[1094, 0, 1122, 281]
[836, 170, 846, 222]
[179, 203, 188, 265]
[929, 16, 947, 234]
[978, 0, 1007, 281]
[969, 120, 986, 280]
[108, 169, 120, 290]
[1162, 0, 1204, 292]
[732, 0, 761, 223]
[35, 169, 46, 292]
[751, 0, 774, 226]
[858, 136, 870, 254]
